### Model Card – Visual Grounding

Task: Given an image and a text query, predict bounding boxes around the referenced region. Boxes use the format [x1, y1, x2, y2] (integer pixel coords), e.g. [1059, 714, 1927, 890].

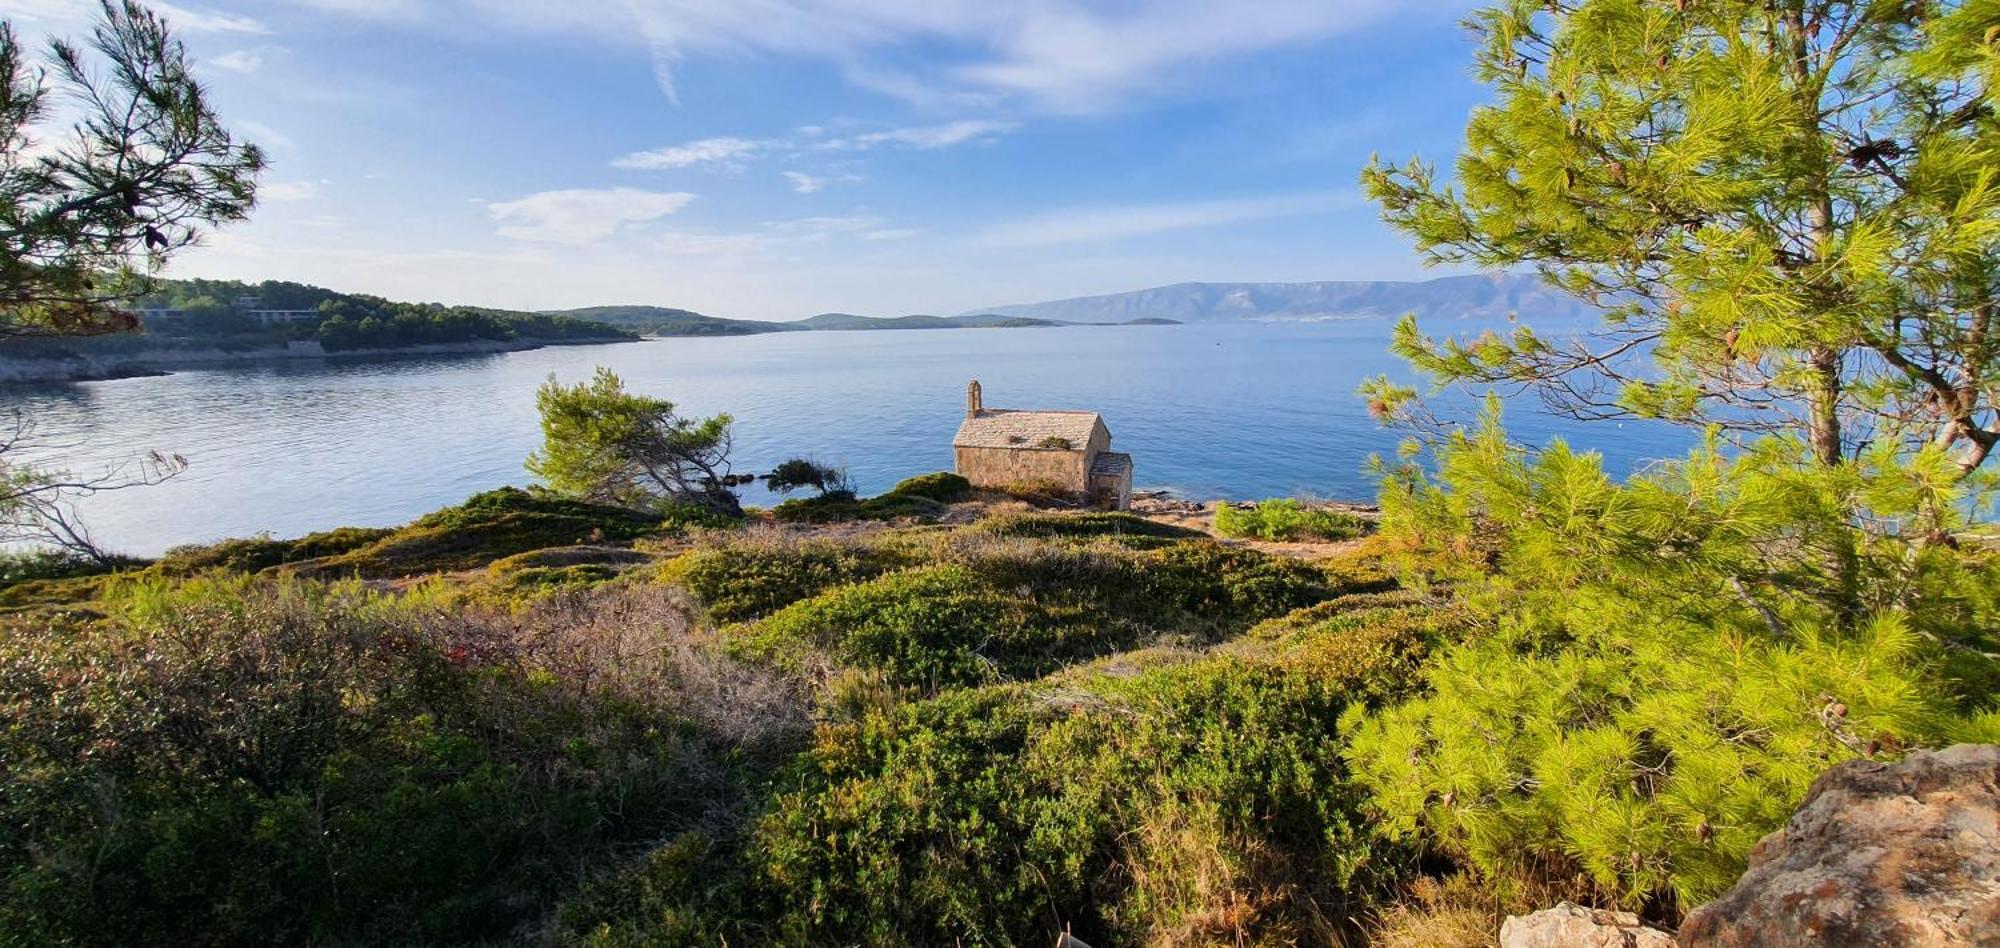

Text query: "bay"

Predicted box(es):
[0, 322, 1689, 556]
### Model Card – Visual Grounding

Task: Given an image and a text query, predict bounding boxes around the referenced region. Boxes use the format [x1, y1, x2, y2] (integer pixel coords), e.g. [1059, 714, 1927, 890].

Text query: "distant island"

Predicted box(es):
[964, 272, 1602, 324]
[548, 305, 1180, 337]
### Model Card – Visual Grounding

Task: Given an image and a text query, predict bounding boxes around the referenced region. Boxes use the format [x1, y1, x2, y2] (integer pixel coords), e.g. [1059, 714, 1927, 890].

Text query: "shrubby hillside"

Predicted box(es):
[3, 466, 1993, 946]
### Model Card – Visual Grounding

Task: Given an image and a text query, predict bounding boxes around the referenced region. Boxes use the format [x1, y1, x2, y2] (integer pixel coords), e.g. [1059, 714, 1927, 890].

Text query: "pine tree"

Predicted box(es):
[1364, 1, 2000, 485]
[0, 1, 263, 335]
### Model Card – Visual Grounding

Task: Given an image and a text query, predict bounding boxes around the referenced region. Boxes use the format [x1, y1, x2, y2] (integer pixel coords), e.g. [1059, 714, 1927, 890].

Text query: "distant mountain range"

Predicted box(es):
[961, 273, 1599, 325]
[542, 306, 1177, 337]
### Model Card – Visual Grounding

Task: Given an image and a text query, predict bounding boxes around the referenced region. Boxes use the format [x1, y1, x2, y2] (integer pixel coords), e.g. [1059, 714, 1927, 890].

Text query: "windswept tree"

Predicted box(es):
[526, 368, 740, 515]
[0, 0, 263, 335]
[1363, 1, 2000, 489]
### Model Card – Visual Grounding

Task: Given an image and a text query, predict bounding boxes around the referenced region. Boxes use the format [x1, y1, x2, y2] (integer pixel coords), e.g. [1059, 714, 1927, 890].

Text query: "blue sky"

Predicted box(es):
[0, 0, 1488, 319]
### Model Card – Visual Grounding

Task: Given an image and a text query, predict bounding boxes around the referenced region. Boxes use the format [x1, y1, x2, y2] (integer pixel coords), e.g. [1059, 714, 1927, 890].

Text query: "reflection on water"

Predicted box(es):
[0, 323, 1690, 555]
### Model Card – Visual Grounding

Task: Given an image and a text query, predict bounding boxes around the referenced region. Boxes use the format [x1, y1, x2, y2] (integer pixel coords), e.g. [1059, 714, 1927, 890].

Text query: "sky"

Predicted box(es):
[0, 0, 1491, 319]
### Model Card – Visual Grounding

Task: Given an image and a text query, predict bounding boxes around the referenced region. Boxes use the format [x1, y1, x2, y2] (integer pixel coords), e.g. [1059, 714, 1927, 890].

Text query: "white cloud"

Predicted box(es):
[612, 136, 764, 171]
[277, 0, 423, 18]
[209, 49, 265, 73]
[976, 191, 1353, 248]
[236, 119, 298, 151]
[260, 180, 324, 202]
[488, 188, 697, 244]
[781, 171, 823, 194]
[817, 120, 1016, 151]
[276, 0, 1413, 112]
[0, 0, 268, 33]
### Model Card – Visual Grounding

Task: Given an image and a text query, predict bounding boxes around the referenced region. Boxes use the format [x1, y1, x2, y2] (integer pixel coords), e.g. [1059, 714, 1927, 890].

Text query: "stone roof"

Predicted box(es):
[953, 410, 1102, 450]
[1090, 452, 1131, 476]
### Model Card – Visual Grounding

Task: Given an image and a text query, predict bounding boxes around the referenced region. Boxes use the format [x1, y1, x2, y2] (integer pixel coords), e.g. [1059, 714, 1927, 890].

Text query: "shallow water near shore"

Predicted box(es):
[0, 321, 1690, 556]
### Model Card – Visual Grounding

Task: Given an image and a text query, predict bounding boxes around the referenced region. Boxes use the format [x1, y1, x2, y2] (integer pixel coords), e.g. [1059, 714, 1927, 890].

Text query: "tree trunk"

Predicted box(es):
[1806, 347, 1843, 466]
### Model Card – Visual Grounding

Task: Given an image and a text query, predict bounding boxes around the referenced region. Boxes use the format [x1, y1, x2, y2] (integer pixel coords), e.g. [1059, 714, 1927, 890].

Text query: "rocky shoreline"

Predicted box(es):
[0, 335, 639, 384]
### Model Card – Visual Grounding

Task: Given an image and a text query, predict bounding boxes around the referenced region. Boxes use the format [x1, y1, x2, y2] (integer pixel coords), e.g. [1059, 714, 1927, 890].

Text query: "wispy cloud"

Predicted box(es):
[615, 122, 1011, 185]
[781, 171, 824, 194]
[236, 119, 298, 151]
[816, 120, 1016, 151]
[208, 49, 266, 73]
[612, 136, 765, 171]
[0, 0, 269, 33]
[260, 180, 325, 202]
[488, 188, 697, 244]
[976, 191, 1353, 248]
[271, 0, 1412, 112]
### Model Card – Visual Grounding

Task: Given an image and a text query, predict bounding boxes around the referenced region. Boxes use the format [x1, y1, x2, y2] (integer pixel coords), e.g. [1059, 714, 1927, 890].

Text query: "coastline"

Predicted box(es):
[0, 336, 638, 385]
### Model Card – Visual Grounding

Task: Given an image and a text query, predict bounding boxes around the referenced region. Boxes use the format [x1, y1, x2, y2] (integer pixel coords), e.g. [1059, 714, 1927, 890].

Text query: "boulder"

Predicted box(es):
[1500, 902, 1676, 948]
[1679, 744, 2000, 947]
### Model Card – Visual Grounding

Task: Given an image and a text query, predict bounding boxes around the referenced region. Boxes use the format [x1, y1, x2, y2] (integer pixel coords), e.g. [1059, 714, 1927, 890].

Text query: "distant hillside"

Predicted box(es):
[792, 312, 1069, 331]
[548, 306, 802, 337]
[963, 273, 1600, 325]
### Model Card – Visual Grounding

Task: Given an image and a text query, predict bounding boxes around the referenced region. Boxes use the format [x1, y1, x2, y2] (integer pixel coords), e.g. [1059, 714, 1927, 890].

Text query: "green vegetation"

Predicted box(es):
[0, 579, 804, 945]
[769, 470, 970, 524]
[6, 1, 2000, 944]
[0, 2, 262, 336]
[1214, 499, 1373, 542]
[527, 369, 740, 515]
[129, 278, 635, 348]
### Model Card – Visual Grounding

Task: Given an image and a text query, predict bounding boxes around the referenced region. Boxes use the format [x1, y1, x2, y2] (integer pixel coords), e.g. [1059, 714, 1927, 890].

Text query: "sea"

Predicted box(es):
[0, 321, 1691, 556]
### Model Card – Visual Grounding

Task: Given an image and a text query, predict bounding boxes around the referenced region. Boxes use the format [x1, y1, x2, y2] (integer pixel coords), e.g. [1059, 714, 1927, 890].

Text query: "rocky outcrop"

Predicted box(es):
[1679, 744, 2000, 947]
[1500, 902, 1675, 948]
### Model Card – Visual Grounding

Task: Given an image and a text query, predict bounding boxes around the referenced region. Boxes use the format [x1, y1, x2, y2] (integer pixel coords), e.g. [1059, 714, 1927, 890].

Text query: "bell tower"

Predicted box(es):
[966, 379, 983, 417]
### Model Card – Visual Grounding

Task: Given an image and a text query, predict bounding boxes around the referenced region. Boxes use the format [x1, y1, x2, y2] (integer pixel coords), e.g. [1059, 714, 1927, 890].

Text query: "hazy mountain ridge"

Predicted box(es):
[964, 273, 1600, 325]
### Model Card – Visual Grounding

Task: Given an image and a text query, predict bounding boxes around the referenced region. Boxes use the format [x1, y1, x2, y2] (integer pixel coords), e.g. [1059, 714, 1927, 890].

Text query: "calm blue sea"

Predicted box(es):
[0, 322, 1692, 556]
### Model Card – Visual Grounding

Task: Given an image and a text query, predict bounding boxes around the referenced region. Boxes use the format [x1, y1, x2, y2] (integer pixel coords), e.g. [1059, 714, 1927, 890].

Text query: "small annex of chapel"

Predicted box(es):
[952, 380, 1134, 510]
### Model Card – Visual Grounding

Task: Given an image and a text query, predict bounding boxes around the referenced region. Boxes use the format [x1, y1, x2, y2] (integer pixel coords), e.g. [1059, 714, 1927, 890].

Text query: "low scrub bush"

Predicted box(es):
[0, 580, 803, 945]
[0, 549, 140, 583]
[661, 534, 914, 622]
[1214, 499, 1372, 542]
[1141, 541, 1332, 622]
[884, 471, 972, 503]
[728, 535, 1338, 691]
[770, 489, 860, 524]
[741, 659, 1399, 946]
[972, 511, 1203, 542]
[730, 565, 1094, 689]
[294, 487, 676, 578]
[1240, 598, 1467, 705]
[154, 526, 394, 575]
[770, 475, 965, 524]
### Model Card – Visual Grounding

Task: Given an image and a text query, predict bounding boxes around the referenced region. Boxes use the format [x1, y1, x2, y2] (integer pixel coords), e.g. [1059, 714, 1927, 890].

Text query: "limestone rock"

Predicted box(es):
[1499, 902, 1676, 948]
[1679, 743, 2000, 947]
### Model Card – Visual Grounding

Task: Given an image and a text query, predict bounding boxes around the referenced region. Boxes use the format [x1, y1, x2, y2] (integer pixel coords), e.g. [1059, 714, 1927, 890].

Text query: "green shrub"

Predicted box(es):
[856, 492, 948, 521]
[885, 471, 972, 503]
[770, 490, 861, 524]
[1239, 598, 1467, 705]
[741, 659, 1397, 946]
[1214, 500, 1373, 542]
[730, 566, 1087, 689]
[294, 487, 671, 578]
[661, 537, 912, 622]
[973, 512, 1203, 542]
[770, 476, 962, 524]
[0, 580, 802, 945]
[154, 526, 394, 575]
[0, 549, 139, 583]
[1141, 542, 1332, 623]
